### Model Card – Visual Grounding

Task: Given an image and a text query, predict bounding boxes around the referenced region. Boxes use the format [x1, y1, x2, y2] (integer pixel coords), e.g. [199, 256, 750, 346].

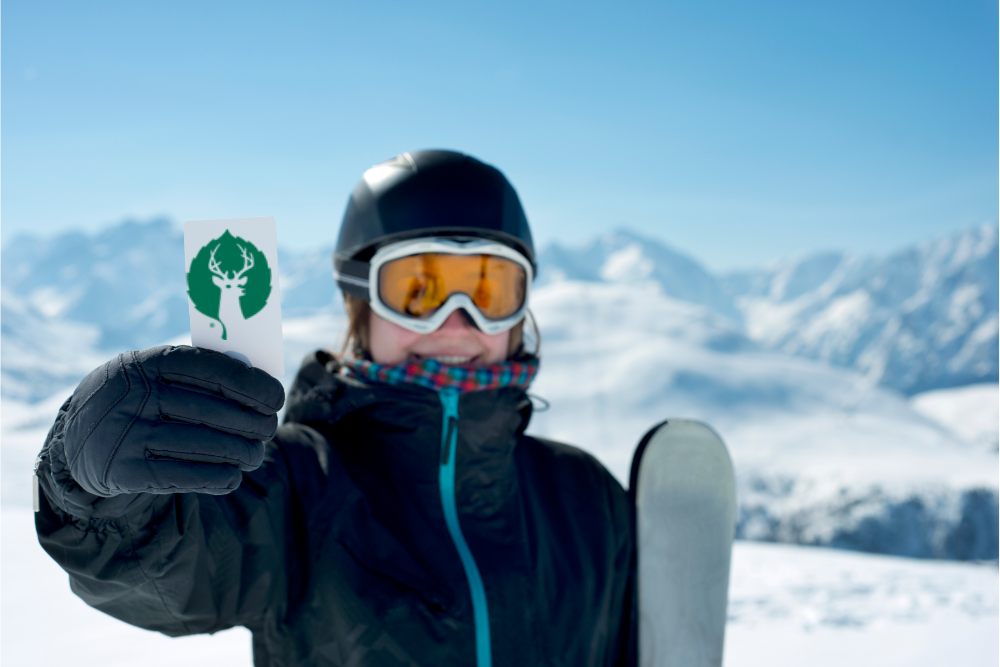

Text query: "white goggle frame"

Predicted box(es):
[334, 237, 533, 335]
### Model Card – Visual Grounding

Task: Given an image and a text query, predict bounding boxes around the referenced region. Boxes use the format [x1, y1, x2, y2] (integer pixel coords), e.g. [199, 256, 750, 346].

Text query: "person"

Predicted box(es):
[34, 150, 635, 666]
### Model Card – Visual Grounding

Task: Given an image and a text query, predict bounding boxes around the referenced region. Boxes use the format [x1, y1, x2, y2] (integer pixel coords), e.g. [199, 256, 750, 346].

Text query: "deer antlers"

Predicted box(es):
[234, 244, 254, 279]
[208, 243, 254, 281]
[208, 245, 225, 279]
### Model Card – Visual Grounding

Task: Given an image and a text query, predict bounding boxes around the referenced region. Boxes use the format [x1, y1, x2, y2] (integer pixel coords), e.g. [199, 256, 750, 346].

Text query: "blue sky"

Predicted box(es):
[3, 0, 996, 270]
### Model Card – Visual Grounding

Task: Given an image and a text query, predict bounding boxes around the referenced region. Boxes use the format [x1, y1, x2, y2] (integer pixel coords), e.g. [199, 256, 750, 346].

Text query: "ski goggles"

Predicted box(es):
[334, 238, 533, 335]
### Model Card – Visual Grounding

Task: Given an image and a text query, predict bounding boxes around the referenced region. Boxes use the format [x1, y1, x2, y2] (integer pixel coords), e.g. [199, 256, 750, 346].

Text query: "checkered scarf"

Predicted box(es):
[342, 356, 539, 394]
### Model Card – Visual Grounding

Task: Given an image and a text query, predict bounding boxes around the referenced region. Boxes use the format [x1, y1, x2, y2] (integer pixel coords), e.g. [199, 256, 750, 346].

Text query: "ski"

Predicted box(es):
[629, 420, 736, 667]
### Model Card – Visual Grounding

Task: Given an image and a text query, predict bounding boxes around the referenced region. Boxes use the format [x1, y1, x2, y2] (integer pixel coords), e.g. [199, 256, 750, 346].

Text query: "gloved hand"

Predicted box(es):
[61, 345, 285, 497]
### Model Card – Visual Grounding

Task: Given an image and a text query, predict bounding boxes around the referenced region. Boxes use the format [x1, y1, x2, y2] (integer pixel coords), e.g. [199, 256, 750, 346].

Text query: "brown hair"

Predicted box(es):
[340, 294, 533, 360]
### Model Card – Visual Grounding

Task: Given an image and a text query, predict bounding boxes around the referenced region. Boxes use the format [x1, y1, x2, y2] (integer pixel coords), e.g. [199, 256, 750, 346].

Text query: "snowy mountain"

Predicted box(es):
[0, 288, 107, 402]
[1, 219, 996, 562]
[722, 224, 999, 394]
[0, 219, 339, 400]
[538, 225, 998, 395]
[538, 229, 742, 322]
[4, 220, 994, 399]
[5, 506, 996, 667]
[0, 217, 340, 345]
[1, 219, 191, 353]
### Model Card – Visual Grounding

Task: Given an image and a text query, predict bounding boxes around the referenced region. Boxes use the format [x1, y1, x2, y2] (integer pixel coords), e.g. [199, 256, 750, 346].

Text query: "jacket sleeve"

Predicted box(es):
[34, 399, 325, 637]
[599, 450, 636, 667]
[615, 488, 638, 667]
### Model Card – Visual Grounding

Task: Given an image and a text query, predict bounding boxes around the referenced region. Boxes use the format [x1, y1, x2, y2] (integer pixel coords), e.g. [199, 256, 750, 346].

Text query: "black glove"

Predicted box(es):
[60, 345, 285, 497]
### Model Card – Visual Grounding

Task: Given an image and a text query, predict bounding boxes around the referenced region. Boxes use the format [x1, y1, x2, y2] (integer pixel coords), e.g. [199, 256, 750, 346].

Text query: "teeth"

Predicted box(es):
[431, 355, 474, 365]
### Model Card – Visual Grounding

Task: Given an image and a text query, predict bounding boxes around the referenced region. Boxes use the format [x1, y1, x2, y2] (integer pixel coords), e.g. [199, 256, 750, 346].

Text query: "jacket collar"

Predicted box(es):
[285, 350, 535, 429]
[340, 356, 539, 394]
[284, 351, 535, 517]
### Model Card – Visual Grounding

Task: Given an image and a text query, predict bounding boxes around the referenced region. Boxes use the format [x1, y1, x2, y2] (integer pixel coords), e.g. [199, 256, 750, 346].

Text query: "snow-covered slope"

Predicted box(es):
[723, 224, 999, 394]
[0, 288, 107, 401]
[525, 280, 998, 559]
[723, 541, 997, 667]
[910, 383, 999, 452]
[3, 508, 995, 667]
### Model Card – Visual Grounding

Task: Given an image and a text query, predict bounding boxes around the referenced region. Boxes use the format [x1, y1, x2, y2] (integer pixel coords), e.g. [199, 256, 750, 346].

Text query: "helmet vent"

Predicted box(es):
[374, 153, 417, 171]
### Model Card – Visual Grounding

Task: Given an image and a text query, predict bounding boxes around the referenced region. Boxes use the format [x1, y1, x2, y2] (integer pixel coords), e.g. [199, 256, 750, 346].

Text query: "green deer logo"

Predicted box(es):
[187, 230, 272, 340]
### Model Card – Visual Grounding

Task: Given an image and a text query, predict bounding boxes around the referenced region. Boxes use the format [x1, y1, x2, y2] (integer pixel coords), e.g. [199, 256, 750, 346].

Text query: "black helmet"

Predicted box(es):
[333, 150, 535, 300]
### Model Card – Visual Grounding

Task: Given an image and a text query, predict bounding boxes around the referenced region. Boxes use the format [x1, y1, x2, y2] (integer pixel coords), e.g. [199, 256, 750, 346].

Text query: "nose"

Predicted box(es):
[436, 309, 477, 333]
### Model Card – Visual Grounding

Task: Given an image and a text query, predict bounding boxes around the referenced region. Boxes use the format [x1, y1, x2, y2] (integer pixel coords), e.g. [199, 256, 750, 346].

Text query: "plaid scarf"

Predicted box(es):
[342, 356, 539, 394]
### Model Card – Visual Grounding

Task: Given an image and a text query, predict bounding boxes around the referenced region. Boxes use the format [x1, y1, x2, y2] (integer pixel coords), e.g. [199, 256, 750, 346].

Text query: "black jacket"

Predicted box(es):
[35, 351, 635, 666]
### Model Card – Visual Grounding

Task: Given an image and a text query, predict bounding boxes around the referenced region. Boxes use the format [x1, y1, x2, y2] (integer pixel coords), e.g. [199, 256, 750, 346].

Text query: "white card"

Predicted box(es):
[183, 217, 284, 376]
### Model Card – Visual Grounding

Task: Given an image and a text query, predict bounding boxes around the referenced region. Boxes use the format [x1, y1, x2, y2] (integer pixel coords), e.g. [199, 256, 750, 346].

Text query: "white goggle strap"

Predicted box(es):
[332, 255, 372, 301]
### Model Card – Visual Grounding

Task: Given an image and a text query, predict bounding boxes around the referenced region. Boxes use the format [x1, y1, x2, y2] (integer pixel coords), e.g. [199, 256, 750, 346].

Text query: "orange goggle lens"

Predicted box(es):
[378, 253, 527, 320]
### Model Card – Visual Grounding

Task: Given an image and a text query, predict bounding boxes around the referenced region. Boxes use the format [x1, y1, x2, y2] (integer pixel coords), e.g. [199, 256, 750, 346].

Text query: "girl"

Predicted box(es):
[35, 150, 635, 666]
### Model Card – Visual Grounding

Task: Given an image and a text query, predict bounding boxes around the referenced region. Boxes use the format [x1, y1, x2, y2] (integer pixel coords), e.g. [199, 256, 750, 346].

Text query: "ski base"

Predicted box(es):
[630, 420, 736, 667]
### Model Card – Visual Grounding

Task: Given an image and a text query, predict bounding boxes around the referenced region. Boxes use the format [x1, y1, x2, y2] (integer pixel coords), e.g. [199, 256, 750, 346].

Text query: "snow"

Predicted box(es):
[537, 229, 742, 323]
[2, 220, 998, 664]
[725, 542, 998, 667]
[600, 243, 655, 282]
[0, 288, 107, 402]
[527, 279, 994, 486]
[2, 508, 995, 666]
[1, 510, 254, 666]
[725, 224, 998, 394]
[5, 221, 995, 401]
[5, 291, 995, 559]
[524, 279, 997, 558]
[910, 383, 999, 451]
[0, 222, 342, 402]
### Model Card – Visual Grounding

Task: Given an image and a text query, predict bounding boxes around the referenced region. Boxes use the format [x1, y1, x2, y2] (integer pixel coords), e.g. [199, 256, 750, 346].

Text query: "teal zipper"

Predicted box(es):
[438, 387, 492, 667]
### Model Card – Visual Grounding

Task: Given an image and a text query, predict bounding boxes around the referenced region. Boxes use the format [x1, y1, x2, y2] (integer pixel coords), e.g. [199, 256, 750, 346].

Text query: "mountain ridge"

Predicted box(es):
[538, 223, 998, 395]
[723, 224, 998, 394]
[2, 219, 996, 400]
[2, 219, 996, 561]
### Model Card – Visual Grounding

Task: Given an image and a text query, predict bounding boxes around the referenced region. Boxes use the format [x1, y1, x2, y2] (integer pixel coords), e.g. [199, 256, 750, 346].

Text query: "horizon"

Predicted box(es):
[3, 215, 995, 275]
